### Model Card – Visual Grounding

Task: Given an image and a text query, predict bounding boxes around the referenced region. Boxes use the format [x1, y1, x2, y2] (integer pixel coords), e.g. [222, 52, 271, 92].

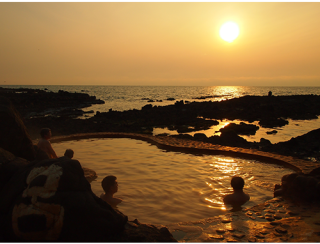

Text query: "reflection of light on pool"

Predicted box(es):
[53, 138, 294, 225]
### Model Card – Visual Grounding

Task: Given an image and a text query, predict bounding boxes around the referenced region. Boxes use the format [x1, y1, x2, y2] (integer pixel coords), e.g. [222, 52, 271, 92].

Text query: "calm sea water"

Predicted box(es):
[3, 85, 320, 144]
[53, 138, 294, 225]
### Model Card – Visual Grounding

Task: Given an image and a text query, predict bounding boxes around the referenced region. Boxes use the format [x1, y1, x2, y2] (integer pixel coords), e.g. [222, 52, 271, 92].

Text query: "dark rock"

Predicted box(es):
[219, 122, 259, 135]
[0, 87, 104, 119]
[193, 133, 207, 141]
[142, 104, 153, 110]
[219, 130, 249, 147]
[309, 167, 320, 176]
[0, 148, 29, 192]
[266, 130, 278, 134]
[260, 138, 272, 147]
[259, 117, 289, 128]
[273, 171, 320, 203]
[0, 96, 36, 161]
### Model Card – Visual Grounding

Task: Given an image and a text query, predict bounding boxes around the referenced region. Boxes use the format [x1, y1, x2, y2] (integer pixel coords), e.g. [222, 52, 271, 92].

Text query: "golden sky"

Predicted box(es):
[1, 2, 320, 86]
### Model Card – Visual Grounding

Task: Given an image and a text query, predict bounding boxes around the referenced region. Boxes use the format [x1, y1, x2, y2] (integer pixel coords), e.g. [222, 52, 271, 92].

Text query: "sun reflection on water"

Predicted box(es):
[207, 86, 246, 101]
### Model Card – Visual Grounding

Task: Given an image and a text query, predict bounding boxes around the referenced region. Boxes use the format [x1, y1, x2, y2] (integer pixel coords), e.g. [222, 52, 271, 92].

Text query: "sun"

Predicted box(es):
[219, 21, 240, 43]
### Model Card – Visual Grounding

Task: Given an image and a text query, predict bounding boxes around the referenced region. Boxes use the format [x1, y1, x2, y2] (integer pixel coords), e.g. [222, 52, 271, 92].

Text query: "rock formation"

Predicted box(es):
[274, 170, 320, 203]
[0, 96, 36, 161]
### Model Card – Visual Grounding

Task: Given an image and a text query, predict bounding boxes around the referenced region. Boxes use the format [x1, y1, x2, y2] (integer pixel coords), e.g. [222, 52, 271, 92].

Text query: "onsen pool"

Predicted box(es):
[53, 138, 294, 225]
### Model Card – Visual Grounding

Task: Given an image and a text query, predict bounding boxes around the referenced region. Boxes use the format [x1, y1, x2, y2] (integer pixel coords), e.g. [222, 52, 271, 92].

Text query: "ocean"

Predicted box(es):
[2, 85, 320, 143]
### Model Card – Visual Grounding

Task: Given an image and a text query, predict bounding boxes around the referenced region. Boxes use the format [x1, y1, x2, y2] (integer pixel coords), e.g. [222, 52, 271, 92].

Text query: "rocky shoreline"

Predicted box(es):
[1, 86, 320, 242]
[1, 87, 320, 161]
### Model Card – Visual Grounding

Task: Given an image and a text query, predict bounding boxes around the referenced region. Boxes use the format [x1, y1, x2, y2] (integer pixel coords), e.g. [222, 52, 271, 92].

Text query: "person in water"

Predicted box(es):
[100, 175, 123, 208]
[64, 149, 74, 159]
[37, 128, 58, 159]
[223, 176, 250, 211]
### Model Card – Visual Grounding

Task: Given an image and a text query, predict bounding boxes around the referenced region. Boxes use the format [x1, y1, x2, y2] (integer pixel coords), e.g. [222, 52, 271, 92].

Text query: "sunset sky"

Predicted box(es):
[1, 2, 320, 86]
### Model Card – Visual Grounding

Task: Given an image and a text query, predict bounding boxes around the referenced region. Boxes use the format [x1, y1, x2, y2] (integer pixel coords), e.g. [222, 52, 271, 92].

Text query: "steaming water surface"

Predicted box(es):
[54, 138, 294, 225]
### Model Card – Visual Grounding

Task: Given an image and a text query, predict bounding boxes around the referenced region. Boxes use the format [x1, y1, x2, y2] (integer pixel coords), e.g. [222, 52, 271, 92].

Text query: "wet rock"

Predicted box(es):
[275, 227, 288, 234]
[270, 221, 281, 226]
[226, 238, 238, 242]
[232, 233, 245, 239]
[273, 214, 283, 219]
[208, 234, 224, 240]
[259, 229, 269, 235]
[247, 237, 257, 242]
[265, 216, 275, 221]
[221, 218, 232, 223]
[216, 229, 226, 234]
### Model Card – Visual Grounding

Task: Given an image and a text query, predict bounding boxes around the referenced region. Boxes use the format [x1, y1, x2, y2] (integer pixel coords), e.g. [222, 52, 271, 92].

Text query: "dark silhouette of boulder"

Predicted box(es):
[0, 156, 128, 241]
[0, 148, 29, 192]
[266, 130, 278, 134]
[273, 172, 320, 202]
[219, 122, 259, 135]
[310, 167, 320, 177]
[219, 130, 249, 147]
[259, 138, 272, 148]
[259, 117, 289, 128]
[193, 133, 207, 141]
[0, 97, 36, 161]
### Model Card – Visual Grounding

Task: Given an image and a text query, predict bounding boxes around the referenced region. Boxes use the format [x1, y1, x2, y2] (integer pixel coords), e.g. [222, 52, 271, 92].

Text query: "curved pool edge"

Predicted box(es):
[45, 132, 320, 174]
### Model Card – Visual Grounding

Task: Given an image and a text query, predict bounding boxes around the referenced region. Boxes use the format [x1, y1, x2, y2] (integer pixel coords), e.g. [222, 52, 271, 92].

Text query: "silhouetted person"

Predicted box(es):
[64, 149, 74, 159]
[37, 128, 58, 159]
[268, 91, 272, 97]
[223, 176, 250, 211]
[100, 175, 123, 208]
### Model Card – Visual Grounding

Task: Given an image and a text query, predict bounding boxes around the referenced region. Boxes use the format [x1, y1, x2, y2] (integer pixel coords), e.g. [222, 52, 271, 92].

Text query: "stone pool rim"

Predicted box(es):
[38, 132, 320, 175]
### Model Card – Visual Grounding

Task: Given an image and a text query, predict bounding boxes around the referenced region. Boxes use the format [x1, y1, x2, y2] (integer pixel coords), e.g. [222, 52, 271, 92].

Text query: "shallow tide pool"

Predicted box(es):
[53, 138, 294, 225]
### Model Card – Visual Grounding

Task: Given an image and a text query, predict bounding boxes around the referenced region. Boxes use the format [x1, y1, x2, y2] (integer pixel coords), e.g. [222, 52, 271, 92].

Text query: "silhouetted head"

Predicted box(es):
[231, 176, 245, 190]
[102, 175, 118, 193]
[40, 128, 51, 139]
[64, 149, 74, 159]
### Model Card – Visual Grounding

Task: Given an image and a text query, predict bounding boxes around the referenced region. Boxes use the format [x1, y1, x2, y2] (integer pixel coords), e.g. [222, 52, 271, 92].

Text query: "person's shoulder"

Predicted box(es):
[223, 194, 234, 204]
[38, 138, 50, 144]
[100, 193, 106, 199]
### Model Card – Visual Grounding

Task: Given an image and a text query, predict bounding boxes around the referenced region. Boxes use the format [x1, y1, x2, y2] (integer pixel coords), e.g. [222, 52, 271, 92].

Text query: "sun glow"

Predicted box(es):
[219, 21, 240, 43]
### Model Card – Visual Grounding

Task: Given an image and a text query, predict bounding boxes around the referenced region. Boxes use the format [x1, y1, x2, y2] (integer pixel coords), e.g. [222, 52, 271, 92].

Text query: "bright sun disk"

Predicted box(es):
[219, 21, 240, 43]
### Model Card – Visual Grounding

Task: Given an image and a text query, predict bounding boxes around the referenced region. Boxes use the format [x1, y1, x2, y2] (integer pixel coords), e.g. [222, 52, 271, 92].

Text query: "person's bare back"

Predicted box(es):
[37, 128, 58, 159]
[223, 176, 250, 211]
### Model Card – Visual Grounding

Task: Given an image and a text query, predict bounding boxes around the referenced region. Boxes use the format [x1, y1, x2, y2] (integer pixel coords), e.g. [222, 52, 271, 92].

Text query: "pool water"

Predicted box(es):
[53, 138, 294, 225]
